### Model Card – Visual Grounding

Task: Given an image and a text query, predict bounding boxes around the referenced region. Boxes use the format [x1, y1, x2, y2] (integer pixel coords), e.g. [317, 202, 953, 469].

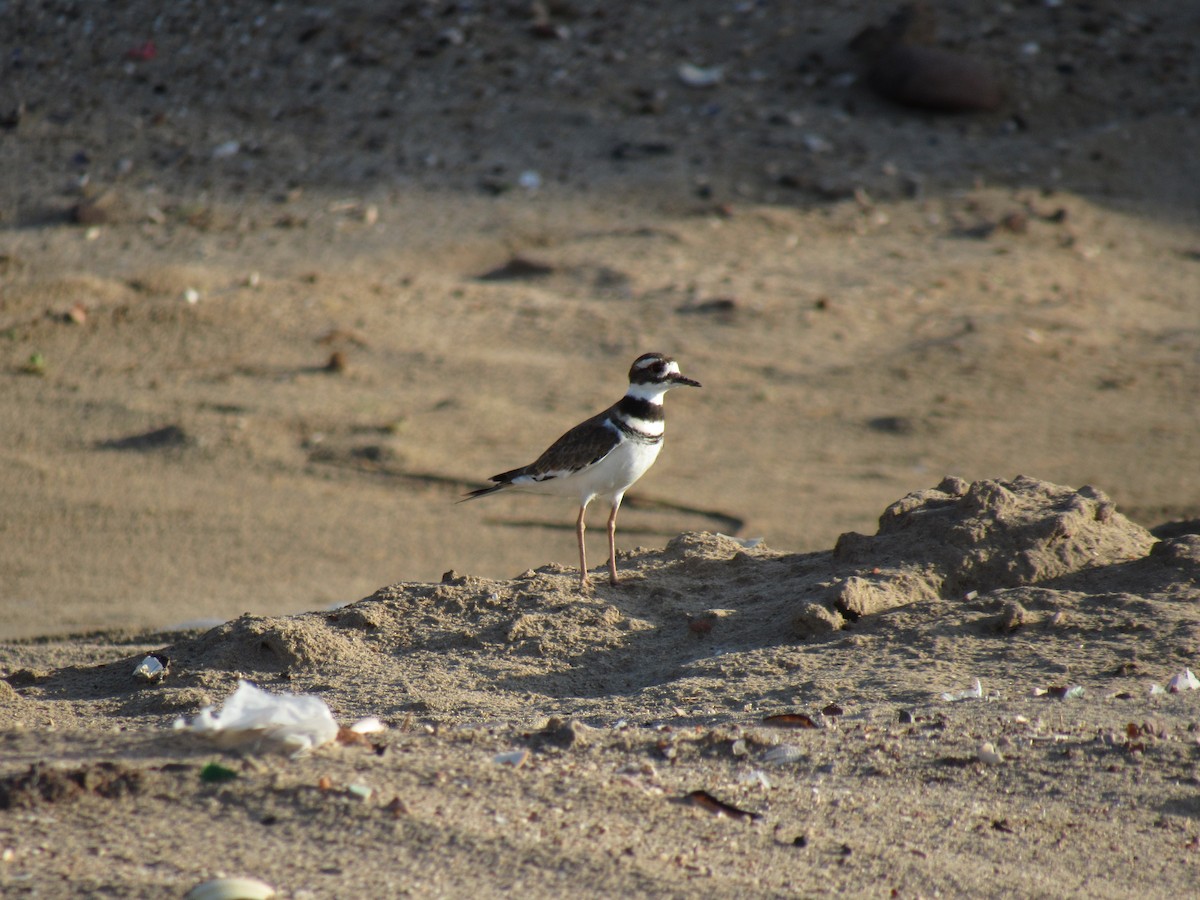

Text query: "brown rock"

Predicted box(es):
[868, 45, 1003, 113]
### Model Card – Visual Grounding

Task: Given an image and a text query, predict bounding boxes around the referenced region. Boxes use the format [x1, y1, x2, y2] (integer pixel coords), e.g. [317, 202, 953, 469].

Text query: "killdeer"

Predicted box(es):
[463, 352, 701, 589]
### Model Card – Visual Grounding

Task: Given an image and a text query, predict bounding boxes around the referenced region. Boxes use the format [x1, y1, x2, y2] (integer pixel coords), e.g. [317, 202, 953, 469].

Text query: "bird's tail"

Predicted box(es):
[458, 481, 509, 503]
[460, 465, 527, 503]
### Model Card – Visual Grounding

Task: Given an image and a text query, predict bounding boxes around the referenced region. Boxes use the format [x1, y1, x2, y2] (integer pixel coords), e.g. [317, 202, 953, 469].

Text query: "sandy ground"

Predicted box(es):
[2, 1, 1200, 896]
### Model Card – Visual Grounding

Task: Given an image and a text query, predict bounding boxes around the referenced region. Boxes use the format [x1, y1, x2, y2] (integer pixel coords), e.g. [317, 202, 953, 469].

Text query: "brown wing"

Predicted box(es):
[494, 407, 620, 485]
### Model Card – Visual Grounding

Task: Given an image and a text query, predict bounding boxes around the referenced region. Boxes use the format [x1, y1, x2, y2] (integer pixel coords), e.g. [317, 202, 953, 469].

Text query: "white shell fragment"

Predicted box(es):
[1167, 669, 1200, 693]
[349, 716, 387, 735]
[977, 742, 1004, 765]
[716, 533, 764, 549]
[132, 654, 167, 683]
[940, 678, 983, 702]
[677, 62, 724, 88]
[494, 749, 530, 768]
[762, 744, 805, 766]
[739, 769, 772, 790]
[211, 140, 241, 159]
[184, 876, 276, 900]
[172, 680, 339, 757]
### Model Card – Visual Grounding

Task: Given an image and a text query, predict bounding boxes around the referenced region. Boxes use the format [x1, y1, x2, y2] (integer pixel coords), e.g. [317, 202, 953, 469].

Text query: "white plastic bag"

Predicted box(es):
[173, 680, 339, 757]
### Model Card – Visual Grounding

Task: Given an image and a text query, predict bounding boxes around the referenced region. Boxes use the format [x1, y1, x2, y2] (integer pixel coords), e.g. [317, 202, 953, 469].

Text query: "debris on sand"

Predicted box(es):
[132, 652, 169, 684]
[172, 680, 339, 757]
[184, 877, 276, 900]
[977, 742, 1004, 765]
[1167, 669, 1200, 693]
[850, 4, 1003, 112]
[682, 789, 762, 822]
[940, 679, 983, 702]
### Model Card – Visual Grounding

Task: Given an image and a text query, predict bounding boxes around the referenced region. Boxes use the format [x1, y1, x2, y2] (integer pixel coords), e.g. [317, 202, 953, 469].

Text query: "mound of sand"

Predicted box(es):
[4, 476, 1185, 721]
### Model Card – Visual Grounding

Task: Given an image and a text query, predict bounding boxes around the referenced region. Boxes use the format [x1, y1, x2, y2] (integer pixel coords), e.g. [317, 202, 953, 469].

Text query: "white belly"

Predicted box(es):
[521, 438, 663, 506]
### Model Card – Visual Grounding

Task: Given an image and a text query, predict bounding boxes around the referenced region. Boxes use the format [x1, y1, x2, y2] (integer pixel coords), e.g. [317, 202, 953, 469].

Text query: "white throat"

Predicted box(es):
[625, 381, 671, 403]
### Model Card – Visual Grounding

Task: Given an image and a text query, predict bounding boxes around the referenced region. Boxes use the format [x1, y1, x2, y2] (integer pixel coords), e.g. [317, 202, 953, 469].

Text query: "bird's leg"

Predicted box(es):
[607, 501, 621, 586]
[576, 505, 590, 589]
